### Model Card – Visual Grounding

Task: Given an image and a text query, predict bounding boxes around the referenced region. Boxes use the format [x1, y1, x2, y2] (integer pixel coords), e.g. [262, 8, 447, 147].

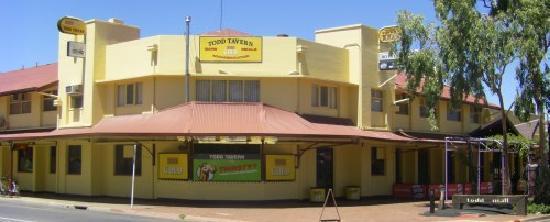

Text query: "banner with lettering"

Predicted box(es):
[199, 36, 262, 63]
[265, 155, 296, 181]
[158, 153, 188, 180]
[193, 154, 261, 181]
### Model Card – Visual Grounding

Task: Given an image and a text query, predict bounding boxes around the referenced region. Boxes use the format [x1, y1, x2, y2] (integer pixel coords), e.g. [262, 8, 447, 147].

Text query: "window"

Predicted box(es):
[371, 147, 385, 175]
[116, 82, 143, 107]
[371, 90, 383, 112]
[395, 93, 409, 115]
[50, 146, 56, 174]
[67, 145, 81, 175]
[196, 80, 260, 102]
[114, 144, 142, 176]
[43, 90, 57, 112]
[447, 103, 462, 121]
[470, 104, 481, 123]
[70, 95, 83, 109]
[18, 146, 33, 173]
[211, 80, 227, 102]
[419, 98, 429, 118]
[10, 92, 32, 114]
[311, 84, 338, 108]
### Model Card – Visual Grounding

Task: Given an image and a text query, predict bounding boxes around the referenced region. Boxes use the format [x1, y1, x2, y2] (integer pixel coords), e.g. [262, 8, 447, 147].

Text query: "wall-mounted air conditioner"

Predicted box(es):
[66, 85, 83, 95]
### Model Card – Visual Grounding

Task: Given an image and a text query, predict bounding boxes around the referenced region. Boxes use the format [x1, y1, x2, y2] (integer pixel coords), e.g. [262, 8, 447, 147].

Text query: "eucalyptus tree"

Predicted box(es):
[393, 0, 516, 194]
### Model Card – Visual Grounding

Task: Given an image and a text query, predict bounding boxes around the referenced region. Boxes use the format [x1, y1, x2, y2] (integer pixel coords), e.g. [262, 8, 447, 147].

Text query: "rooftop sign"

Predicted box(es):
[379, 26, 400, 43]
[199, 36, 262, 63]
[57, 17, 86, 35]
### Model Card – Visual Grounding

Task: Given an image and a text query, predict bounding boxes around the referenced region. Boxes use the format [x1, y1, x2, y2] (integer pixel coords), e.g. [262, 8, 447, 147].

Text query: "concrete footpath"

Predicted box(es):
[2, 193, 550, 222]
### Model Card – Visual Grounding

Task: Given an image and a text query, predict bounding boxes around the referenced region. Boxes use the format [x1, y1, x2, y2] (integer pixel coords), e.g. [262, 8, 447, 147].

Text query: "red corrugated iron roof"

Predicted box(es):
[394, 73, 500, 109]
[201, 28, 250, 36]
[0, 102, 425, 142]
[0, 63, 58, 95]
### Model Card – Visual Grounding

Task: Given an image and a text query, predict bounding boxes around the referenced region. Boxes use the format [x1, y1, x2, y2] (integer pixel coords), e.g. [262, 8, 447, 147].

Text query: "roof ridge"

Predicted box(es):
[0, 63, 57, 74]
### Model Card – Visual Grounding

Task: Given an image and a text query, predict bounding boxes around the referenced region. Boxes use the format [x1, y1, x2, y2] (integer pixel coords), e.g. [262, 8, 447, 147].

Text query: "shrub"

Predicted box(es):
[528, 202, 550, 214]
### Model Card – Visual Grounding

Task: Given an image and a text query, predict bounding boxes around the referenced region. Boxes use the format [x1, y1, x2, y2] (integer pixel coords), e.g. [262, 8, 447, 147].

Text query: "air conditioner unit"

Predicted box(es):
[66, 85, 83, 95]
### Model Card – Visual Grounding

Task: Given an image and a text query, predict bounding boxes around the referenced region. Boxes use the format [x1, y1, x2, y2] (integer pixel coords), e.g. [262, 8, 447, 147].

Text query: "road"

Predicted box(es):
[0, 199, 178, 222]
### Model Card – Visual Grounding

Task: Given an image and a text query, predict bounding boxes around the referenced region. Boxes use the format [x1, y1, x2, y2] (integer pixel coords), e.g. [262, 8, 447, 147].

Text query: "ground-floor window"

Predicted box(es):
[67, 145, 81, 175]
[114, 144, 142, 176]
[371, 147, 385, 176]
[50, 146, 56, 174]
[17, 146, 33, 173]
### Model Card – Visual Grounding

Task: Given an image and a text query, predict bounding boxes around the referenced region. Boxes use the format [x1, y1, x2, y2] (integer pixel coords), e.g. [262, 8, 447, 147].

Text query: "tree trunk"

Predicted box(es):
[536, 101, 548, 168]
[497, 91, 511, 195]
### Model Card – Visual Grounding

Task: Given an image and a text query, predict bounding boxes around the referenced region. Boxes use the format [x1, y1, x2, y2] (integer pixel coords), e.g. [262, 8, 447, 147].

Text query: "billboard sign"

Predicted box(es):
[158, 153, 188, 180]
[67, 41, 86, 58]
[57, 17, 86, 35]
[379, 26, 400, 43]
[193, 154, 261, 181]
[265, 155, 296, 181]
[199, 36, 262, 63]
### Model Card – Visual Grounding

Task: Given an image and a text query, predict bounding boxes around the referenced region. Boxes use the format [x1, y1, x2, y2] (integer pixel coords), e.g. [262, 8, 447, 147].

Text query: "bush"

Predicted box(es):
[534, 167, 550, 204]
[528, 202, 550, 214]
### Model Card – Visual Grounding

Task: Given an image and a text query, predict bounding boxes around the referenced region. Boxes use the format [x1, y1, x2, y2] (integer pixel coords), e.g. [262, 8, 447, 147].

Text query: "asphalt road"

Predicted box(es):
[0, 199, 177, 222]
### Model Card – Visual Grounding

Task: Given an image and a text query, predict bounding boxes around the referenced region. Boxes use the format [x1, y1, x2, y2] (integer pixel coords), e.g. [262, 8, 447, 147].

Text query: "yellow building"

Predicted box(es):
[0, 18, 517, 200]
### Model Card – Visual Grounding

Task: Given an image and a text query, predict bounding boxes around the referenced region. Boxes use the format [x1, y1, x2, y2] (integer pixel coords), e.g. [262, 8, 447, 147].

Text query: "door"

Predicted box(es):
[418, 150, 429, 185]
[316, 147, 333, 189]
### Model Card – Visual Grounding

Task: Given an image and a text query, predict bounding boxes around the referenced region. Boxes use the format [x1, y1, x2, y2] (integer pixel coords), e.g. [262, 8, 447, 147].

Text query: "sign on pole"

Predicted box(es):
[67, 41, 86, 58]
[57, 17, 86, 35]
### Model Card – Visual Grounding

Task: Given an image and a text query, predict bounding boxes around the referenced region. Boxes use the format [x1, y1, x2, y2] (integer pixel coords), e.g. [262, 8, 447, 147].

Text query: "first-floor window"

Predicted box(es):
[114, 144, 142, 176]
[117, 82, 143, 106]
[371, 147, 385, 176]
[395, 93, 409, 115]
[371, 90, 383, 112]
[70, 95, 83, 109]
[18, 146, 33, 173]
[50, 146, 56, 174]
[447, 103, 462, 121]
[67, 145, 81, 175]
[311, 84, 338, 108]
[43, 90, 57, 112]
[10, 92, 32, 114]
[196, 80, 260, 102]
[470, 104, 481, 124]
[419, 98, 429, 118]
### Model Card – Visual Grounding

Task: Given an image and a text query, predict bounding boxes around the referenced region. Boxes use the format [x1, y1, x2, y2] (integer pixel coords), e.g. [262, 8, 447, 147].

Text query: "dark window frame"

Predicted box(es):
[371, 147, 385, 176]
[447, 103, 462, 121]
[67, 145, 82, 175]
[42, 90, 57, 112]
[371, 90, 384, 112]
[10, 92, 32, 114]
[395, 93, 409, 115]
[114, 144, 142, 176]
[17, 146, 33, 173]
[50, 146, 56, 174]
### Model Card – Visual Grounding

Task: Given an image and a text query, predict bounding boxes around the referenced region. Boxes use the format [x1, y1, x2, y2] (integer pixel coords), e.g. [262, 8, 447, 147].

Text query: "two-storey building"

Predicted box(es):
[0, 18, 514, 200]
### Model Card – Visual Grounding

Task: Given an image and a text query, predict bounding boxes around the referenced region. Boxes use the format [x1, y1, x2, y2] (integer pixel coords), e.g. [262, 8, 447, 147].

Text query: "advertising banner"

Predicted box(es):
[199, 36, 262, 63]
[265, 155, 296, 181]
[193, 154, 261, 181]
[158, 153, 188, 180]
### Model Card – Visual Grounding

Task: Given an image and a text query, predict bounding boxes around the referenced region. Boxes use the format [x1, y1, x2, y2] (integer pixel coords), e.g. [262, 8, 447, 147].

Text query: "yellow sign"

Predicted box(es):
[265, 155, 295, 181]
[158, 154, 188, 179]
[57, 17, 86, 35]
[379, 26, 401, 43]
[199, 36, 262, 63]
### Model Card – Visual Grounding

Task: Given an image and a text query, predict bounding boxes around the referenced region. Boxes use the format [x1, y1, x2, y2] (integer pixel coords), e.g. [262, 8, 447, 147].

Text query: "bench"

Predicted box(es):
[452, 195, 528, 215]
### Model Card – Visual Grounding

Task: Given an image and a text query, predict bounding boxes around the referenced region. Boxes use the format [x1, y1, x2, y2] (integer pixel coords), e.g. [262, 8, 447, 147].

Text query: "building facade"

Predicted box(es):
[0, 18, 516, 200]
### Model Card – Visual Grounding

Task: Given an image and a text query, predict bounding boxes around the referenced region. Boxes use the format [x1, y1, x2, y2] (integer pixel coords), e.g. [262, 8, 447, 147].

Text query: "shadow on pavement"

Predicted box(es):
[20, 191, 426, 209]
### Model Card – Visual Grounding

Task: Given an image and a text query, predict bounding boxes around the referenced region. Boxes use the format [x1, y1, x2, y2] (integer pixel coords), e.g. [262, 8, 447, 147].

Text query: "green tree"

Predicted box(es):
[393, 0, 516, 194]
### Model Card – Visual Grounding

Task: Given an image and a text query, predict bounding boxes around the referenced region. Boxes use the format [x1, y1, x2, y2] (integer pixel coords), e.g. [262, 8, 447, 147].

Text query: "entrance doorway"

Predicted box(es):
[316, 147, 333, 189]
[418, 150, 429, 185]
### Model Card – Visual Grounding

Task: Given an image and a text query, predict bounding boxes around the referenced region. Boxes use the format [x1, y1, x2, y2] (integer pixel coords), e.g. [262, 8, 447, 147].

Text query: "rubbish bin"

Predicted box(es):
[310, 188, 326, 202]
[345, 186, 361, 200]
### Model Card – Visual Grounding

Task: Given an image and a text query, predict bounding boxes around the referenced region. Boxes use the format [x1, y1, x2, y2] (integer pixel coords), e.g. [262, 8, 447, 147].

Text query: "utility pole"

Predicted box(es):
[185, 16, 191, 102]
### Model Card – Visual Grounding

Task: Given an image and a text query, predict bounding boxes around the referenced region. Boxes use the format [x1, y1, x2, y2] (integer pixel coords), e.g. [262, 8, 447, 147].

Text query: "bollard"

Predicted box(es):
[429, 189, 436, 213]
[439, 185, 445, 210]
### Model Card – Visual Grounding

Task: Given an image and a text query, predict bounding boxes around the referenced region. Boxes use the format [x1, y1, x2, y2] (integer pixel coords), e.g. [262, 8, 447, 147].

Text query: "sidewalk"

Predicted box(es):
[3, 193, 550, 222]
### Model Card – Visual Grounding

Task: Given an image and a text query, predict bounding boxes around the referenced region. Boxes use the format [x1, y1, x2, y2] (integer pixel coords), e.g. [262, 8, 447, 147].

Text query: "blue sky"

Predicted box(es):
[0, 0, 517, 107]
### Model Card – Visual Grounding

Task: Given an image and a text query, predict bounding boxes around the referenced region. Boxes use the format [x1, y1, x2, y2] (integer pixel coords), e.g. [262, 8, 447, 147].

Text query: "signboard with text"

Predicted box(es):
[379, 26, 400, 43]
[158, 153, 188, 180]
[67, 41, 86, 58]
[265, 155, 296, 181]
[378, 52, 397, 70]
[57, 17, 86, 35]
[199, 36, 262, 63]
[193, 154, 261, 181]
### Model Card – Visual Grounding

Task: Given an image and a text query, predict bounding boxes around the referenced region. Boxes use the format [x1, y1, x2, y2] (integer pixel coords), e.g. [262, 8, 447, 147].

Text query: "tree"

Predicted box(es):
[511, 0, 550, 170]
[393, 0, 516, 194]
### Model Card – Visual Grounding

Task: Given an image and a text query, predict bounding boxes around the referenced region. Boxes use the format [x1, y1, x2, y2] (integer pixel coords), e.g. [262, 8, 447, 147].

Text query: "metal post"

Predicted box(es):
[130, 144, 136, 208]
[477, 142, 481, 195]
[445, 137, 448, 201]
[184, 16, 191, 103]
